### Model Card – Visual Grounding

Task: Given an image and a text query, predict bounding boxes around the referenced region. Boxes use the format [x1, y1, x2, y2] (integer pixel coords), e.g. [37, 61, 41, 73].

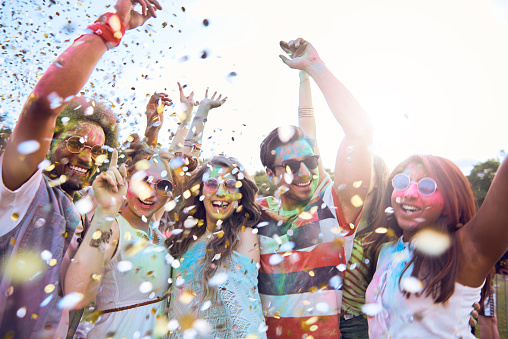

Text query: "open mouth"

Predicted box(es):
[212, 200, 230, 209]
[68, 164, 89, 176]
[401, 204, 421, 214]
[293, 180, 311, 187]
[138, 198, 156, 206]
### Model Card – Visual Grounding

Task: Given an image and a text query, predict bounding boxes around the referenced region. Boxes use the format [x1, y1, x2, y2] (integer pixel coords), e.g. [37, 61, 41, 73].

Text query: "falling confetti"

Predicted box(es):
[17, 140, 40, 154]
[412, 228, 451, 256]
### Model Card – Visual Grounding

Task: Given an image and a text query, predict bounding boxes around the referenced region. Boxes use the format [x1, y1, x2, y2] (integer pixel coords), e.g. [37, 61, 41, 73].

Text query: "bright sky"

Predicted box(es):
[2, 0, 508, 175]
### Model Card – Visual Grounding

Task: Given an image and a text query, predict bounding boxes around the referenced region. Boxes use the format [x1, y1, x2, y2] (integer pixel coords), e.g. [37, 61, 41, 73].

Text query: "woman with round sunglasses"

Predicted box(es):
[164, 155, 266, 338]
[65, 145, 174, 338]
[364, 154, 508, 338]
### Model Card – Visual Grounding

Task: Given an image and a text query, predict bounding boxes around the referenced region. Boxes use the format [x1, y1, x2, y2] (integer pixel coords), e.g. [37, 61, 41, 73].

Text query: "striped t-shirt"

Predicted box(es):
[257, 180, 359, 338]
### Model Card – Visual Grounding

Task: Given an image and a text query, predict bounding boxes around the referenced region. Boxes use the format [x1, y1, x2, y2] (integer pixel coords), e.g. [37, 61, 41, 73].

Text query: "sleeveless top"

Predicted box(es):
[167, 231, 266, 338]
[365, 237, 482, 338]
[87, 216, 170, 339]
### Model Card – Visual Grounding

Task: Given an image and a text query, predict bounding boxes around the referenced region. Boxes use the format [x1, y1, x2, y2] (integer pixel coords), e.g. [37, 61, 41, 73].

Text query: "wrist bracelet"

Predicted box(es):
[298, 106, 315, 118]
[75, 13, 126, 50]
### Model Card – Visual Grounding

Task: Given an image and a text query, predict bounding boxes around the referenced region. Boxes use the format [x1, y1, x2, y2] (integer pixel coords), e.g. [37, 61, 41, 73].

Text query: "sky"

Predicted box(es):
[2, 0, 508, 175]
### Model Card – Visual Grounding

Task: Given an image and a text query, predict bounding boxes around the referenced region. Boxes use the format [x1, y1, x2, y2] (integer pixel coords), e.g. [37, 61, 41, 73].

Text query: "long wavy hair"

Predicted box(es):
[165, 155, 261, 301]
[370, 155, 476, 303]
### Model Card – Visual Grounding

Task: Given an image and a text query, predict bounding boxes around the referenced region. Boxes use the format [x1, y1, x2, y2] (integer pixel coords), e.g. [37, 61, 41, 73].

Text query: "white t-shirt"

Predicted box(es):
[0, 155, 44, 237]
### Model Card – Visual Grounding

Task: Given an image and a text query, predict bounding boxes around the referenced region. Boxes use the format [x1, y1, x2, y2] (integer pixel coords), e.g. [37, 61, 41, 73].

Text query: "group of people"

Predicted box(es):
[1, 1, 507, 338]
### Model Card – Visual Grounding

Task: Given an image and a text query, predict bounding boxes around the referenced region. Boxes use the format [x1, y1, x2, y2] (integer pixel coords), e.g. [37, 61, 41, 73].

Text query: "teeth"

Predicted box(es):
[69, 165, 88, 174]
[294, 181, 311, 187]
[402, 204, 420, 212]
[139, 199, 155, 206]
[212, 201, 229, 208]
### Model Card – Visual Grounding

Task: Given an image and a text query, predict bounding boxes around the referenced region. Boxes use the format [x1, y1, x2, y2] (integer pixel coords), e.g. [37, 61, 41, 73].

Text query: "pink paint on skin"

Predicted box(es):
[124, 161, 171, 219]
[391, 163, 445, 241]
[48, 120, 105, 192]
[203, 166, 240, 227]
[273, 138, 318, 209]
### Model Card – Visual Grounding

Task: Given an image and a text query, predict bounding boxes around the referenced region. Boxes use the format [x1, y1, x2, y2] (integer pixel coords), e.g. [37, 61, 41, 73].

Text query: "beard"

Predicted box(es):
[60, 179, 83, 193]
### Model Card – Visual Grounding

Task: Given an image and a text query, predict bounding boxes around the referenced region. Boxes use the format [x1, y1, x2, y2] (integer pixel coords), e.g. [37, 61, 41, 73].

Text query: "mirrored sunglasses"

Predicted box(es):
[203, 177, 238, 194]
[66, 136, 107, 159]
[392, 173, 437, 196]
[143, 175, 173, 197]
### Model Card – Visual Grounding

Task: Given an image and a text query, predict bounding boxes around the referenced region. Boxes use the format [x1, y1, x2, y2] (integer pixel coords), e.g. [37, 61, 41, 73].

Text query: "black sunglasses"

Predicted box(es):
[143, 175, 173, 197]
[274, 155, 320, 174]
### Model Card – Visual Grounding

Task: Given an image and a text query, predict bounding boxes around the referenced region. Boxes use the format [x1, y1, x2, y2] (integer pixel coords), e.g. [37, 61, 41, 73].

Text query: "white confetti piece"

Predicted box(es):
[208, 272, 228, 286]
[17, 140, 40, 154]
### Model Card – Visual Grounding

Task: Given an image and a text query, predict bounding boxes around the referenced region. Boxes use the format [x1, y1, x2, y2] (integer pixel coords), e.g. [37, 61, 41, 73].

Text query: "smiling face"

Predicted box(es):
[48, 120, 105, 194]
[202, 165, 240, 227]
[391, 163, 445, 239]
[271, 138, 319, 209]
[125, 160, 172, 219]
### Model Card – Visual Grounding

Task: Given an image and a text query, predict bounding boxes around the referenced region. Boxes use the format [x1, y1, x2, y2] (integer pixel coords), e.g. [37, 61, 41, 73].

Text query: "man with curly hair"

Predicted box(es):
[0, 1, 161, 337]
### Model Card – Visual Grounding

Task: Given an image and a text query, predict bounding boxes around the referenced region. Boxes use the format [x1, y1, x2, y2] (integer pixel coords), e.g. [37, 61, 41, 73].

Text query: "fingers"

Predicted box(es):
[469, 317, 477, 327]
[216, 94, 222, 101]
[211, 91, 217, 100]
[119, 163, 127, 178]
[110, 149, 119, 168]
[293, 40, 309, 58]
[280, 41, 292, 55]
[138, 0, 148, 16]
[279, 54, 292, 66]
[150, 0, 163, 10]
[204, 87, 209, 98]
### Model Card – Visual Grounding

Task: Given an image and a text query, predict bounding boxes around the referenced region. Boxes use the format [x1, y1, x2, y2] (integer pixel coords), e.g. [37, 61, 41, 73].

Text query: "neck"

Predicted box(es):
[120, 204, 149, 232]
[280, 195, 308, 212]
[402, 230, 417, 243]
[206, 215, 218, 232]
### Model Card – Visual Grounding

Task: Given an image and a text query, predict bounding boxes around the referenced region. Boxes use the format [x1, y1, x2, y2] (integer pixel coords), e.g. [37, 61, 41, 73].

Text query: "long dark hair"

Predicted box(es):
[370, 155, 476, 303]
[165, 155, 261, 301]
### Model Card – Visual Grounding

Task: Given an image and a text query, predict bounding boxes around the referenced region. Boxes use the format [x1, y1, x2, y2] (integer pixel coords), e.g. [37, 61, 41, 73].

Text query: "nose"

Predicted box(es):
[403, 182, 419, 199]
[216, 184, 227, 196]
[297, 161, 311, 177]
[78, 147, 92, 164]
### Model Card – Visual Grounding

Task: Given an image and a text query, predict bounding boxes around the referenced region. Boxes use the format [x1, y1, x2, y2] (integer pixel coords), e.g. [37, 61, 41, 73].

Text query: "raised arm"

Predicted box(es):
[144, 92, 172, 147]
[168, 83, 195, 154]
[2, 0, 160, 192]
[64, 150, 127, 309]
[182, 88, 227, 158]
[280, 38, 373, 224]
[459, 157, 508, 287]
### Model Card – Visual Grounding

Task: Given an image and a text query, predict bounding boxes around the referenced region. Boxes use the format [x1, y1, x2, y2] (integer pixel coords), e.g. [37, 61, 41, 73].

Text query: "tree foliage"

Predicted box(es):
[467, 159, 500, 207]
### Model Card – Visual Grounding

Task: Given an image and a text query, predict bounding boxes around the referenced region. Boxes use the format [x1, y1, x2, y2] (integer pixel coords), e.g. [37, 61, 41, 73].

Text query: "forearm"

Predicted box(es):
[298, 70, 316, 139]
[306, 61, 372, 138]
[182, 104, 210, 157]
[169, 104, 194, 153]
[144, 123, 161, 147]
[64, 206, 118, 309]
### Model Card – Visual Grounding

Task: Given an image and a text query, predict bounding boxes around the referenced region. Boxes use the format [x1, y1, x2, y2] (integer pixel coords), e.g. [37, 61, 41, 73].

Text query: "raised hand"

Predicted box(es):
[146, 92, 172, 128]
[178, 82, 197, 111]
[92, 149, 127, 212]
[199, 88, 228, 110]
[279, 38, 321, 71]
[115, 0, 162, 30]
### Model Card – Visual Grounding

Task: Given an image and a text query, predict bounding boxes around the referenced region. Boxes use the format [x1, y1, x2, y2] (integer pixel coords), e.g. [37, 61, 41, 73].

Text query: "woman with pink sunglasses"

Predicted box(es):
[365, 154, 508, 338]
[164, 155, 266, 338]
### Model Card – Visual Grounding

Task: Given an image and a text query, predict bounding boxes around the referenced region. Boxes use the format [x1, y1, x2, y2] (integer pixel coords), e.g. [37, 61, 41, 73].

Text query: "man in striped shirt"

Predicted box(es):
[257, 38, 373, 338]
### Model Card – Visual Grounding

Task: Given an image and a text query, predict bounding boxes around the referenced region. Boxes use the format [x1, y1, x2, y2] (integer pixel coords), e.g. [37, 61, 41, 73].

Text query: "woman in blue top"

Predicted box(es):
[165, 155, 266, 338]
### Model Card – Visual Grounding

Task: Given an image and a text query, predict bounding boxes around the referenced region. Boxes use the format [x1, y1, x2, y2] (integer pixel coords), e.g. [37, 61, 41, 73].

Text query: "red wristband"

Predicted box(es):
[76, 13, 126, 50]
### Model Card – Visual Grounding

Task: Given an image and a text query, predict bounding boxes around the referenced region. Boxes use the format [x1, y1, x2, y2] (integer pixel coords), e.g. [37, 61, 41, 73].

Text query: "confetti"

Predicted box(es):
[401, 276, 424, 293]
[17, 140, 40, 154]
[138, 281, 153, 293]
[361, 303, 383, 316]
[412, 228, 451, 256]
[75, 196, 93, 215]
[58, 292, 84, 309]
[117, 260, 133, 272]
[268, 254, 283, 265]
[208, 272, 228, 286]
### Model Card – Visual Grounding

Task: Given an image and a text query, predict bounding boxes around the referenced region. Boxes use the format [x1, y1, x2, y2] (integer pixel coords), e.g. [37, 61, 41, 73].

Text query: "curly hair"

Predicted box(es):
[165, 155, 261, 302]
[370, 155, 476, 303]
[260, 126, 315, 172]
[53, 96, 118, 147]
